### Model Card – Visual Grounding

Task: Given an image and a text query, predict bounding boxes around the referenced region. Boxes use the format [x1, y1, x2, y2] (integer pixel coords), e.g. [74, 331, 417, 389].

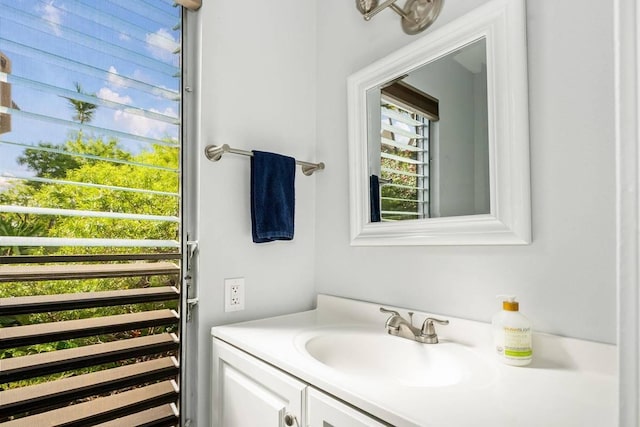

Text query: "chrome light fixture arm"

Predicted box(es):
[360, 0, 406, 21]
[356, 0, 444, 35]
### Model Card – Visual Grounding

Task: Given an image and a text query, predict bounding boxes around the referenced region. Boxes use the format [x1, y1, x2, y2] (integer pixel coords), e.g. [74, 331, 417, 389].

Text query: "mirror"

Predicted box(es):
[348, 0, 531, 245]
[367, 38, 489, 222]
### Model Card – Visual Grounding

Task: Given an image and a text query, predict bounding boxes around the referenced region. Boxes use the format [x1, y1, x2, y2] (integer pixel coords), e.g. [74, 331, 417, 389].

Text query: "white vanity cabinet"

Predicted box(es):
[212, 338, 387, 427]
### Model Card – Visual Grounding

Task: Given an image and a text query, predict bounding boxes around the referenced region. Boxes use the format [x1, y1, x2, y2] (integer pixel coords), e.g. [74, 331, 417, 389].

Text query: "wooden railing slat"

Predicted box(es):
[3, 380, 179, 427]
[0, 262, 180, 283]
[0, 310, 178, 349]
[0, 333, 179, 383]
[94, 404, 178, 427]
[0, 357, 179, 418]
[0, 286, 179, 315]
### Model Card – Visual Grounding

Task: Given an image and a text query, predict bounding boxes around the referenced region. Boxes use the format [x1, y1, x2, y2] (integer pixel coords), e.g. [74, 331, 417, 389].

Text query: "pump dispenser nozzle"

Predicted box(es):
[496, 295, 519, 312]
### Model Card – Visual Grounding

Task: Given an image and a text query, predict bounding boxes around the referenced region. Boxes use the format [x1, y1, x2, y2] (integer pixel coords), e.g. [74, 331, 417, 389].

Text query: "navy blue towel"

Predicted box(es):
[370, 175, 381, 222]
[251, 150, 296, 243]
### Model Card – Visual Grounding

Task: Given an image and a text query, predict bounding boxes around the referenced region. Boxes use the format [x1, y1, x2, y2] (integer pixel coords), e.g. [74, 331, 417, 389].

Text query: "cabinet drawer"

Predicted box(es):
[307, 387, 388, 427]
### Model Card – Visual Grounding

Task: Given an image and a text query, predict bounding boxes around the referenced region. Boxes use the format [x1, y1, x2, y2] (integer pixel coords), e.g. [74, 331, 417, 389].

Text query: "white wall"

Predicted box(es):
[314, 0, 616, 344]
[194, 2, 318, 425]
[193, 0, 616, 423]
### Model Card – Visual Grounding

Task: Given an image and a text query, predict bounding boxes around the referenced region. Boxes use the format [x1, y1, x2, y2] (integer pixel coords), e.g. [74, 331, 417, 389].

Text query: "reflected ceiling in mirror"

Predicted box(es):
[348, 0, 531, 246]
[367, 38, 489, 223]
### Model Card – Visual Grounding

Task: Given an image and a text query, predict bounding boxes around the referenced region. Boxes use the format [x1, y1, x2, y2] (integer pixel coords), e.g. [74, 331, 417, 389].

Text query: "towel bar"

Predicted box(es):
[204, 144, 325, 176]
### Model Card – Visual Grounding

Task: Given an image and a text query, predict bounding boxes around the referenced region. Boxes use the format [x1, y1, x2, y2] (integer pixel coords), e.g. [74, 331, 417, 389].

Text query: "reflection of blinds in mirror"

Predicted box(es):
[379, 96, 431, 221]
[381, 81, 439, 121]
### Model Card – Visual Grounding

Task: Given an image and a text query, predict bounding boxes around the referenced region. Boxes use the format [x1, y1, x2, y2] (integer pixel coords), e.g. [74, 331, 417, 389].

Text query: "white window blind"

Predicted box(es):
[0, 1, 185, 425]
[379, 96, 430, 221]
[0, 0, 181, 249]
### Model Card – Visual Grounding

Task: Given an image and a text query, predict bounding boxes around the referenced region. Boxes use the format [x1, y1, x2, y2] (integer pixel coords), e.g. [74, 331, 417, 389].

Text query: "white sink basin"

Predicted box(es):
[298, 327, 496, 388]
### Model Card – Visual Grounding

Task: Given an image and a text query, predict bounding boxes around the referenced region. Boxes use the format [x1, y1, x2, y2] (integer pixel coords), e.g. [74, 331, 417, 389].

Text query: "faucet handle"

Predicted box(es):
[422, 317, 449, 331]
[379, 307, 402, 334]
[379, 307, 400, 317]
[426, 317, 449, 325]
[420, 317, 449, 343]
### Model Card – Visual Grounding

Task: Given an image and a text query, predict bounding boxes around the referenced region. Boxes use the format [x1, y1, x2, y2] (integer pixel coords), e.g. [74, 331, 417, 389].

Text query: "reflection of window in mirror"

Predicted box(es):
[375, 81, 439, 222]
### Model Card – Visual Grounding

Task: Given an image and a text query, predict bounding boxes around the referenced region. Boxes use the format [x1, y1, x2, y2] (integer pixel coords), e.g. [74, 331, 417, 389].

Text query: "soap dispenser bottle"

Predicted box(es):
[492, 295, 532, 366]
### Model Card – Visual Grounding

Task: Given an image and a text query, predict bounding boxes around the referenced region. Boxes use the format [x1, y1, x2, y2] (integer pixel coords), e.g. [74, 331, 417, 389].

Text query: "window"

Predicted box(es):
[378, 81, 439, 221]
[0, 1, 187, 425]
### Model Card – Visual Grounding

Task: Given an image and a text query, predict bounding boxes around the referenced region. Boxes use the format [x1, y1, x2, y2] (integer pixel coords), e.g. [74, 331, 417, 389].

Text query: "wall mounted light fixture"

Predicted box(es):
[356, 0, 444, 35]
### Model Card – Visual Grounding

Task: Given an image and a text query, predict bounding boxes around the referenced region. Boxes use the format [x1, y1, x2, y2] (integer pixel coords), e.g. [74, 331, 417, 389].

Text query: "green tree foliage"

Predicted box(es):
[3, 139, 177, 252]
[4, 137, 158, 255]
[17, 142, 81, 179]
[0, 215, 45, 255]
[0, 137, 179, 371]
[63, 81, 97, 125]
[17, 138, 132, 179]
[41, 143, 178, 247]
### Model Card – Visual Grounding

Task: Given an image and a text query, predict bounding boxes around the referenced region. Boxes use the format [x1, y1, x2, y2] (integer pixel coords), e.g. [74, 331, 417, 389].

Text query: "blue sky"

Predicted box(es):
[0, 0, 181, 188]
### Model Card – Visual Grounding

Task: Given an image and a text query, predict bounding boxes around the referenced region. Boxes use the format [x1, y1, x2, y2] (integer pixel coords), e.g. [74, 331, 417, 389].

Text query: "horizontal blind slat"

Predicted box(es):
[381, 152, 426, 165]
[381, 166, 422, 178]
[0, 236, 180, 248]
[0, 141, 179, 172]
[381, 107, 424, 126]
[3, 73, 179, 124]
[4, 174, 179, 197]
[108, 0, 180, 26]
[62, 0, 180, 49]
[380, 210, 421, 216]
[383, 183, 428, 191]
[0, 5, 179, 76]
[0, 38, 179, 100]
[0, 205, 179, 223]
[381, 122, 425, 140]
[0, 253, 181, 264]
[381, 137, 426, 152]
[0, 106, 178, 147]
[381, 196, 421, 203]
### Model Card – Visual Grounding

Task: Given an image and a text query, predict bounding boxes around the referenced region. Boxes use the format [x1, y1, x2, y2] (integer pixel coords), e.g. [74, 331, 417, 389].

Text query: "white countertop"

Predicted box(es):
[211, 294, 617, 427]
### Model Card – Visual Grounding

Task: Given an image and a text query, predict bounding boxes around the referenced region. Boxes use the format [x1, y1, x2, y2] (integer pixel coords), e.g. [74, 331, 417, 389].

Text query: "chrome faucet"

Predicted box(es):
[380, 307, 449, 344]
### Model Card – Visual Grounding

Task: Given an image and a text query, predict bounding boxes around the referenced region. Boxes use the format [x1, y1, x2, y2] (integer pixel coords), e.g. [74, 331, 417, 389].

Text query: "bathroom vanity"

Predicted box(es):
[211, 295, 616, 426]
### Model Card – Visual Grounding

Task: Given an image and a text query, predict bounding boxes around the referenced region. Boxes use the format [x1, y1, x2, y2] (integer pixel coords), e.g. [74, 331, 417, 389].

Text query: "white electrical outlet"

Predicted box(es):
[224, 278, 245, 312]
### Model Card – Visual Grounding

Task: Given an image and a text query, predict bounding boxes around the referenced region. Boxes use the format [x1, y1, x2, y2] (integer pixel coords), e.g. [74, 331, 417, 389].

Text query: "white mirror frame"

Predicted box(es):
[348, 0, 530, 246]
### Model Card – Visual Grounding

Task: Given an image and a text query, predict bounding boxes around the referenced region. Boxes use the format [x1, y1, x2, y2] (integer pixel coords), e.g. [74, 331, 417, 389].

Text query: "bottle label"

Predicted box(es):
[502, 326, 532, 359]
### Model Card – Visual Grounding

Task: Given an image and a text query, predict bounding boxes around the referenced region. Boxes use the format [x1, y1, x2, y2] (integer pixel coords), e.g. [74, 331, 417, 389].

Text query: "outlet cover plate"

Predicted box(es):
[224, 277, 245, 312]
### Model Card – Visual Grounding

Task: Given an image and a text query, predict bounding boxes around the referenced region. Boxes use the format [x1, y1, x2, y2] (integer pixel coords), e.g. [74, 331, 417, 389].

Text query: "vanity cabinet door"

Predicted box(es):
[212, 339, 306, 427]
[307, 387, 388, 427]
